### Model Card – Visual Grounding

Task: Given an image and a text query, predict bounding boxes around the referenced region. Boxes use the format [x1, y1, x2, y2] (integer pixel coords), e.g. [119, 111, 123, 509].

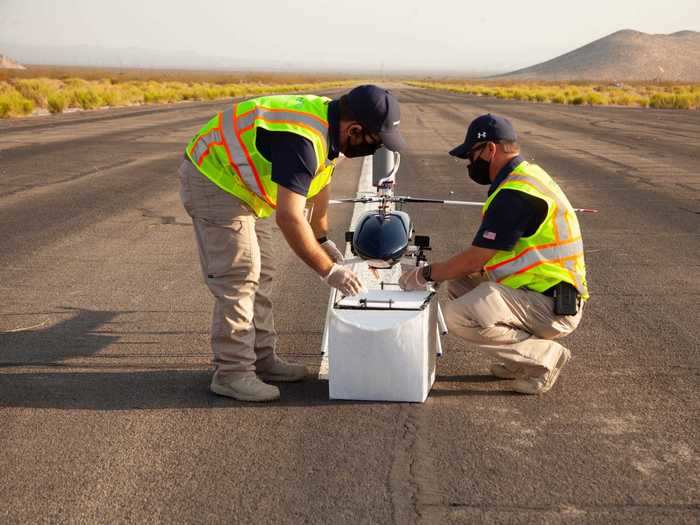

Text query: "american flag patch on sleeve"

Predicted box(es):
[483, 231, 497, 240]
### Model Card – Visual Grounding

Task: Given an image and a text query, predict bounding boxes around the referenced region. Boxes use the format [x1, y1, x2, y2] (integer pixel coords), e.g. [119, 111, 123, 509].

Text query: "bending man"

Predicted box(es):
[180, 85, 405, 401]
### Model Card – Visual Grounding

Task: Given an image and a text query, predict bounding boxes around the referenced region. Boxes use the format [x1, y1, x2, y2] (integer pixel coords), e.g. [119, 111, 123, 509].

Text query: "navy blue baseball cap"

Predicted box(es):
[449, 114, 517, 158]
[345, 85, 406, 152]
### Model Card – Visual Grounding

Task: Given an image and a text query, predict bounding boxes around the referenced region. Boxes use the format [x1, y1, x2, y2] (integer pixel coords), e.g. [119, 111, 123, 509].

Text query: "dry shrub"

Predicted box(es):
[0, 74, 358, 118]
[406, 80, 699, 109]
[47, 93, 66, 113]
[585, 92, 605, 105]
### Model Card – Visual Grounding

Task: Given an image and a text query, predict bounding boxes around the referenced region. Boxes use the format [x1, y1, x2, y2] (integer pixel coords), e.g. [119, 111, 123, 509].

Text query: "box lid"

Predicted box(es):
[335, 289, 434, 310]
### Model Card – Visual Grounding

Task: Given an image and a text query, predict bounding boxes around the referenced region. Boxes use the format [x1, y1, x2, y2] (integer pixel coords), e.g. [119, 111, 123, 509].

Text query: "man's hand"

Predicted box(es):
[399, 266, 428, 291]
[319, 239, 344, 263]
[324, 264, 364, 296]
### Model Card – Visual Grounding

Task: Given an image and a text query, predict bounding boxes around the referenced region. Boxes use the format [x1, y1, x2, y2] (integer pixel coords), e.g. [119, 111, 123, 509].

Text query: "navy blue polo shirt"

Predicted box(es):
[472, 156, 549, 250]
[255, 100, 340, 196]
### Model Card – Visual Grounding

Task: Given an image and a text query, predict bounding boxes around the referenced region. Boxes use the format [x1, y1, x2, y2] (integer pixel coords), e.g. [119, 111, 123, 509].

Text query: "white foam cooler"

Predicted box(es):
[327, 289, 438, 403]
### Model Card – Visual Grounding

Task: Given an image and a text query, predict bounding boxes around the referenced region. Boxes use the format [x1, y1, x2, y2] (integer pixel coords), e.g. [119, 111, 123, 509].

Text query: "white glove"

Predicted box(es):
[323, 264, 364, 296]
[320, 239, 344, 263]
[399, 266, 428, 291]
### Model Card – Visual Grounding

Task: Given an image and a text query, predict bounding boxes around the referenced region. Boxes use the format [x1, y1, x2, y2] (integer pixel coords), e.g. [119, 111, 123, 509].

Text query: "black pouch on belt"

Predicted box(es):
[553, 281, 579, 316]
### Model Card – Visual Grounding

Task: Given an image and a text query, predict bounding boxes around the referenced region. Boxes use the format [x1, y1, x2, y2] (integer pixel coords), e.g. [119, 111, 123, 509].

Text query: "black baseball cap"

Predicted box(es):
[345, 85, 406, 152]
[449, 114, 517, 158]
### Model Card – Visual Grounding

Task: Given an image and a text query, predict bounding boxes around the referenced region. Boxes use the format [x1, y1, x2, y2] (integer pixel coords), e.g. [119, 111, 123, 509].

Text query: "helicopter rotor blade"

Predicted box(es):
[328, 197, 382, 204]
[330, 196, 599, 213]
[397, 196, 599, 213]
[395, 197, 485, 206]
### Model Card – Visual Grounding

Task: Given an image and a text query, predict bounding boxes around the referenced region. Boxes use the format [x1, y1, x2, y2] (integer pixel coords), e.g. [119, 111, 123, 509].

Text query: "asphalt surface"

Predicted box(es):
[1, 88, 698, 524]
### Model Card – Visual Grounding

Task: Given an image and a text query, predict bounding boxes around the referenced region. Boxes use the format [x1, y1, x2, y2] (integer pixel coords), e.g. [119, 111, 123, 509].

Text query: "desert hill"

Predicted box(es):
[0, 54, 26, 70]
[499, 30, 700, 81]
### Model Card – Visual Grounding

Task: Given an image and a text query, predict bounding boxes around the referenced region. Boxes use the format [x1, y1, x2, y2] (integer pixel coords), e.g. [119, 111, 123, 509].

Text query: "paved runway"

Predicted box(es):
[1, 88, 698, 523]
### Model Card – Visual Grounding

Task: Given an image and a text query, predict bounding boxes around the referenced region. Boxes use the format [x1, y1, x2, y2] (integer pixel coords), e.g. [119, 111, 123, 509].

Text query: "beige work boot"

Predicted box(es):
[490, 362, 524, 379]
[210, 374, 280, 402]
[256, 357, 309, 383]
[512, 348, 571, 395]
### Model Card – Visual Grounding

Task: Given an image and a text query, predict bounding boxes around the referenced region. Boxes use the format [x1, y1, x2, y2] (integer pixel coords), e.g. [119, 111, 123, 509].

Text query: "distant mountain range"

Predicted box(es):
[498, 30, 700, 81]
[0, 42, 366, 74]
[0, 54, 25, 69]
[3, 30, 700, 80]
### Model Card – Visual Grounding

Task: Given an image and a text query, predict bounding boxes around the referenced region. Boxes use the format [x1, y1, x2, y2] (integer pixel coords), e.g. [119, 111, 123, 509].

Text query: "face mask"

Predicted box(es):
[343, 126, 382, 158]
[468, 157, 491, 185]
[343, 141, 381, 158]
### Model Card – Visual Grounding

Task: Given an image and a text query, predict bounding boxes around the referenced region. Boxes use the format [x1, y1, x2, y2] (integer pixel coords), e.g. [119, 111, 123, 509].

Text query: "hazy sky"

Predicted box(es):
[1, 0, 698, 74]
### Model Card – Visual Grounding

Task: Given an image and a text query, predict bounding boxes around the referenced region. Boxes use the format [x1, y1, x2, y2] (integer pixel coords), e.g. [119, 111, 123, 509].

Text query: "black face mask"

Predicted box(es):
[468, 157, 492, 185]
[344, 141, 381, 158]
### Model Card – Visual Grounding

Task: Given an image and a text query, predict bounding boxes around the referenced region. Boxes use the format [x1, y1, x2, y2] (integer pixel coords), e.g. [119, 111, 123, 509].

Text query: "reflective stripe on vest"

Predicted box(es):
[503, 174, 574, 243]
[237, 106, 328, 142]
[190, 128, 222, 166]
[486, 237, 584, 281]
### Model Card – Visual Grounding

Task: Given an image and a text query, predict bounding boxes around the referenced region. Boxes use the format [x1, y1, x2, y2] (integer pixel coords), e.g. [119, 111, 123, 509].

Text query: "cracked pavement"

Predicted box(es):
[1, 87, 698, 523]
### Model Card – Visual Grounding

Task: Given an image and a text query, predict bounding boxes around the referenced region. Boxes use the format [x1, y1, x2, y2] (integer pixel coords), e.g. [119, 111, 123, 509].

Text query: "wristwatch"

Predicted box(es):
[421, 264, 432, 282]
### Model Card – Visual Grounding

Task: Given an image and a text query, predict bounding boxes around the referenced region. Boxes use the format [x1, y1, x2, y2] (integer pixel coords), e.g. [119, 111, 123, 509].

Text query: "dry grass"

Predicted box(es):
[407, 80, 700, 109]
[0, 65, 361, 118]
[0, 64, 355, 84]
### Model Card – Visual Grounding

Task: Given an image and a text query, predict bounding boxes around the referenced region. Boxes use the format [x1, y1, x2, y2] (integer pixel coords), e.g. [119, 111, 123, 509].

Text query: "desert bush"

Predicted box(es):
[63, 77, 89, 88]
[47, 93, 66, 113]
[610, 92, 632, 105]
[227, 85, 246, 97]
[550, 94, 566, 104]
[11, 78, 58, 108]
[655, 94, 674, 108]
[0, 77, 351, 118]
[406, 80, 699, 110]
[72, 88, 102, 109]
[99, 87, 120, 107]
[635, 96, 649, 107]
[0, 90, 34, 116]
[585, 92, 605, 105]
[673, 94, 692, 109]
[648, 93, 683, 109]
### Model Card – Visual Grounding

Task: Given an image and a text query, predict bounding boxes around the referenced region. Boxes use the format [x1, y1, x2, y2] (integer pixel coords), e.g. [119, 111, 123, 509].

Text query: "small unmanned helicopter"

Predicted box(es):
[329, 148, 598, 270]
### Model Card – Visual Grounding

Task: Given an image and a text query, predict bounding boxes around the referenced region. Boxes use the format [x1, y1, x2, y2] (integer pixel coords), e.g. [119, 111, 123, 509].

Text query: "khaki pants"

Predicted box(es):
[178, 159, 277, 379]
[443, 274, 583, 377]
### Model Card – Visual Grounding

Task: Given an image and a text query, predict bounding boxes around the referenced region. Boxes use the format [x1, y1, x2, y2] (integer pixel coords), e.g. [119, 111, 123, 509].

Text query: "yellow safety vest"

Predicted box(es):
[185, 95, 336, 218]
[482, 161, 590, 300]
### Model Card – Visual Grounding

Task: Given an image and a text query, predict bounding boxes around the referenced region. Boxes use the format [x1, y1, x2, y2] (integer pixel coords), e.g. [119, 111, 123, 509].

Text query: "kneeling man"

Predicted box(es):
[400, 114, 589, 394]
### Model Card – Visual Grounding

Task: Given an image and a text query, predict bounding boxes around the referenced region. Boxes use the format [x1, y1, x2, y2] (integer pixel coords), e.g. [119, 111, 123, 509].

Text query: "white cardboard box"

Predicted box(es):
[328, 289, 438, 403]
